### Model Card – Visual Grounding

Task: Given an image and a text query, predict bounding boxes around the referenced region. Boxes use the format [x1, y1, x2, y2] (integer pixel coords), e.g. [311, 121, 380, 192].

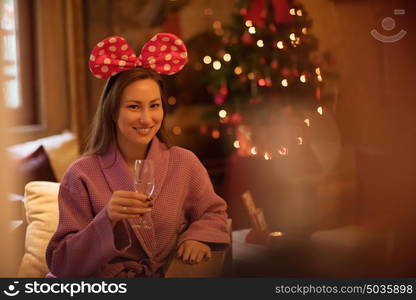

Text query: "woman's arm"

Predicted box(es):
[45, 176, 125, 277]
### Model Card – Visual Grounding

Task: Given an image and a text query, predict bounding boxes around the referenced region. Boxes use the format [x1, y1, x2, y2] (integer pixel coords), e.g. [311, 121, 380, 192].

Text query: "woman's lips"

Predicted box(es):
[133, 127, 152, 136]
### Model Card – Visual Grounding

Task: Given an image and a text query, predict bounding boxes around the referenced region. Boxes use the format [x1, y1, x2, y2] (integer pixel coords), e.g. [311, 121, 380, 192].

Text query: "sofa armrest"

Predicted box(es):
[164, 219, 232, 277]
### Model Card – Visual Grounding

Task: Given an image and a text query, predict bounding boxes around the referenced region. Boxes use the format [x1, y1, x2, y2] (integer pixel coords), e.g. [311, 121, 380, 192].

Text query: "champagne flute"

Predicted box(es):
[134, 159, 155, 229]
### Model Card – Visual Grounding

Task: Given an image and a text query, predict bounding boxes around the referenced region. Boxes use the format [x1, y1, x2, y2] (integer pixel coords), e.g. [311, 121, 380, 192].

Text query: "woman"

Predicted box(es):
[46, 33, 230, 277]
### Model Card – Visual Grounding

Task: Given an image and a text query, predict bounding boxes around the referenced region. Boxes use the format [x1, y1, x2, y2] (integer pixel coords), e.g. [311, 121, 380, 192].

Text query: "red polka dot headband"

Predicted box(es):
[88, 33, 188, 79]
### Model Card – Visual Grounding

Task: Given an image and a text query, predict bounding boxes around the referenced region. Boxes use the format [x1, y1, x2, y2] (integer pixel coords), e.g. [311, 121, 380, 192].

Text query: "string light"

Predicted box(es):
[304, 118, 310, 127]
[248, 26, 256, 34]
[315, 67, 321, 75]
[317, 106, 323, 115]
[264, 152, 272, 160]
[297, 137, 303, 145]
[233, 140, 240, 149]
[211, 129, 220, 139]
[289, 8, 296, 15]
[281, 79, 288, 87]
[289, 33, 296, 41]
[234, 66, 243, 75]
[277, 41, 284, 49]
[168, 96, 177, 106]
[203, 56, 212, 64]
[245, 20, 253, 27]
[317, 75, 323, 82]
[223, 53, 231, 62]
[302, 27, 308, 34]
[300, 74, 306, 83]
[256, 40, 264, 47]
[247, 72, 255, 80]
[213, 60, 221, 70]
[172, 126, 182, 135]
[278, 146, 288, 156]
[219, 109, 227, 118]
[296, 9, 303, 16]
[213, 20, 222, 30]
[250, 147, 258, 155]
[258, 78, 266, 86]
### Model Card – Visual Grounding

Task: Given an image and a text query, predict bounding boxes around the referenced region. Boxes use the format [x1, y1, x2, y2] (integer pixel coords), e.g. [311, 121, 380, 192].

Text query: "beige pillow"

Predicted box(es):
[18, 181, 60, 277]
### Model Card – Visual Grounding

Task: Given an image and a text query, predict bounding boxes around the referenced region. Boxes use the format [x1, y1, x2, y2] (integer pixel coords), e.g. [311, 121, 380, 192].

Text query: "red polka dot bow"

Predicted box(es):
[88, 33, 188, 79]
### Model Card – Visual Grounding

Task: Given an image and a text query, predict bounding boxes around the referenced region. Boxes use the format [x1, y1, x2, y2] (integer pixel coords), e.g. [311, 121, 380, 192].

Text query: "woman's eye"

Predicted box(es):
[128, 105, 140, 110]
[151, 103, 160, 108]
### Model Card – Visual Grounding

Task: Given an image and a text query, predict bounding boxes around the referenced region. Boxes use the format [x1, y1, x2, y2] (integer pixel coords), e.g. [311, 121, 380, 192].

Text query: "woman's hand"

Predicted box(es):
[176, 240, 211, 264]
[106, 190, 152, 227]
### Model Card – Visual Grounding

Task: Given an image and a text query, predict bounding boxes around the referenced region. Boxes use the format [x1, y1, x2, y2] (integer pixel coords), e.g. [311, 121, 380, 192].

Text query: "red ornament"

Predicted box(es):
[214, 94, 225, 105]
[281, 68, 290, 77]
[241, 32, 253, 45]
[230, 113, 243, 124]
[259, 57, 266, 65]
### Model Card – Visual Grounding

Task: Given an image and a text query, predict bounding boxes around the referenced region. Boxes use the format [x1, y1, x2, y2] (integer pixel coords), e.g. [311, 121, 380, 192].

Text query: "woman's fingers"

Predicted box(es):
[176, 243, 184, 258]
[195, 250, 205, 264]
[114, 206, 152, 215]
[181, 245, 193, 263]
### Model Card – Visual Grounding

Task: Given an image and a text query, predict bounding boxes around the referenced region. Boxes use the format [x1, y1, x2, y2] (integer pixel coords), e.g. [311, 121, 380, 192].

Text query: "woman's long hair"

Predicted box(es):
[83, 68, 171, 156]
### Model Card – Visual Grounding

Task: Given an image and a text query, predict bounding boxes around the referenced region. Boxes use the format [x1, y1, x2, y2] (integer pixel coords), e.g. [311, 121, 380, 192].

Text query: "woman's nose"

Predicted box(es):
[139, 109, 151, 124]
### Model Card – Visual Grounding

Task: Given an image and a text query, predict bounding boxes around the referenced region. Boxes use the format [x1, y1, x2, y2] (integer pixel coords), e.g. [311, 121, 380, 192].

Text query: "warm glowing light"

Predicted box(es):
[219, 109, 227, 118]
[223, 53, 231, 62]
[203, 56, 212, 64]
[281, 79, 288, 87]
[172, 126, 182, 135]
[245, 20, 253, 27]
[248, 26, 256, 34]
[168, 96, 177, 106]
[250, 147, 257, 155]
[213, 20, 222, 29]
[300, 74, 306, 83]
[289, 33, 296, 41]
[302, 27, 308, 34]
[315, 67, 321, 75]
[213, 60, 221, 70]
[211, 129, 220, 139]
[289, 8, 296, 15]
[258, 78, 266, 86]
[304, 118, 310, 127]
[256, 40, 264, 47]
[247, 72, 255, 80]
[317, 106, 323, 115]
[277, 41, 284, 49]
[234, 66, 243, 75]
[297, 137, 303, 145]
[297, 9, 303, 16]
[317, 75, 323, 82]
[278, 146, 288, 156]
[233, 140, 240, 149]
[269, 231, 284, 237]
[264, 152, 271, 160]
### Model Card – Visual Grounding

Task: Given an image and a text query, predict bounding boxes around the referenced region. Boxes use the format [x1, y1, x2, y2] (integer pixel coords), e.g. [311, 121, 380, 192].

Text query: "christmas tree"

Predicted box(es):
[199, 0, 333, 160]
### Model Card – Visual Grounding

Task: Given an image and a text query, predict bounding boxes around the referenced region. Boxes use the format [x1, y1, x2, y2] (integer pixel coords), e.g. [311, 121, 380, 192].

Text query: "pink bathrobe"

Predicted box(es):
[46, 137, 230, 277]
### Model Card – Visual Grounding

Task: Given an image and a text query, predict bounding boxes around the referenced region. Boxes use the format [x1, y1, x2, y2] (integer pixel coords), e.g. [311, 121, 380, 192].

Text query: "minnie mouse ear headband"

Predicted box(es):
[88, 33, 188, 79]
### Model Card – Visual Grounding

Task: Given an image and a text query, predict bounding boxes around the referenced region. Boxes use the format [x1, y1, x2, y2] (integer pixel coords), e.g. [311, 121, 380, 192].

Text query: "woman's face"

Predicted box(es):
[116, 78, 164, 150]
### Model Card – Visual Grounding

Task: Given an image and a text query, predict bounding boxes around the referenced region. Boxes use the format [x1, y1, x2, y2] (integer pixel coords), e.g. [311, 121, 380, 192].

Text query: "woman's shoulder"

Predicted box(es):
[61, 154, 100, 182]
[168, 145, 200, 164]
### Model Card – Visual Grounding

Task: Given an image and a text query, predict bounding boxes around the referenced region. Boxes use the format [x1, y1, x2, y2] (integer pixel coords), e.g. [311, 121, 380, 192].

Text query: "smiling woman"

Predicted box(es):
[45, 33, 230, 278]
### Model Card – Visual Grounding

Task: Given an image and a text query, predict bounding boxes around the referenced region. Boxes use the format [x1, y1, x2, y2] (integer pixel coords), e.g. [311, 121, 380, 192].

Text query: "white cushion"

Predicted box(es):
[18, 181, 60, 277]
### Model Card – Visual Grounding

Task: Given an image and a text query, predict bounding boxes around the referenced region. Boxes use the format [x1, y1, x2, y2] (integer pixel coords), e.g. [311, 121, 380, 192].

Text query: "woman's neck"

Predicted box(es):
[116, 138, 149, 167]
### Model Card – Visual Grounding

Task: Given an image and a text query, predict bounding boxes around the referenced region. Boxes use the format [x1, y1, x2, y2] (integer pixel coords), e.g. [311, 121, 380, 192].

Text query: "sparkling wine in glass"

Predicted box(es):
[134, 159, 155, 229]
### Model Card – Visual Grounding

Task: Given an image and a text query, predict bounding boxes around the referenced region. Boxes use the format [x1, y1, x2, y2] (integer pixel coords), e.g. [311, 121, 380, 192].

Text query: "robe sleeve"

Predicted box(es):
[45, 172, 131, 277]
[177, 155, 231, 246]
